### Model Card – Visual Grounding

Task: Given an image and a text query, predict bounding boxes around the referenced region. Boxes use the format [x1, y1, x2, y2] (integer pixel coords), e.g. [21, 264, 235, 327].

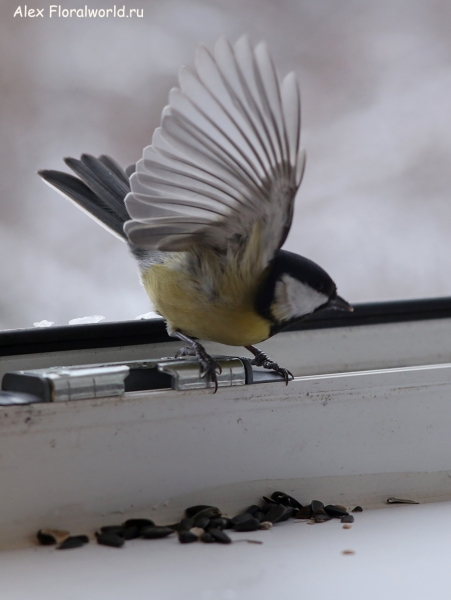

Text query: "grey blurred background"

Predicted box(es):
[2, 0, 451, 330]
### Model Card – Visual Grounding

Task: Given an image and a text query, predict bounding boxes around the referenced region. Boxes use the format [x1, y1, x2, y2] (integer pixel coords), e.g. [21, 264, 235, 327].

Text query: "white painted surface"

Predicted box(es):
[1, 362, 451, 549]
[1, 502, 451, 600]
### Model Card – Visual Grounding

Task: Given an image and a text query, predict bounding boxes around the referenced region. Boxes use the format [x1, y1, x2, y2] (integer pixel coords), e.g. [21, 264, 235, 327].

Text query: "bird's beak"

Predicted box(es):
[327, 295, 353, 312]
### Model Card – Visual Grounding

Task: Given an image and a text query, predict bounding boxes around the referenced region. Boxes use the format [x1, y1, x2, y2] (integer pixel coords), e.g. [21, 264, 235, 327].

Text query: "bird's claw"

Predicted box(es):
[274, 365, 294, 385]
[198, 351, 222, 393]
[175, 342, 222, 392]
[249, 351, 294, 385]
[199, 359, 221, 393]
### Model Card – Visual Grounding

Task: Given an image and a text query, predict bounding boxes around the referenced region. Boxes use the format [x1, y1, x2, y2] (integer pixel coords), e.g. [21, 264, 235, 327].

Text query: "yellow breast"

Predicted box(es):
[141, 262, 271, 347]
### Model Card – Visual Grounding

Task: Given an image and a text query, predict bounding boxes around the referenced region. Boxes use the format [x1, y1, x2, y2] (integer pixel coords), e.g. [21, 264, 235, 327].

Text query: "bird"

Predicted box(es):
[38, 36, 352, 392]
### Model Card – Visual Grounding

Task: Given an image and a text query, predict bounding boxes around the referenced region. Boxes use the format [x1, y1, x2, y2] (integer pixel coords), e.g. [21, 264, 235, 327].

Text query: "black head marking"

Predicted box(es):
[255, 249, 337, 332]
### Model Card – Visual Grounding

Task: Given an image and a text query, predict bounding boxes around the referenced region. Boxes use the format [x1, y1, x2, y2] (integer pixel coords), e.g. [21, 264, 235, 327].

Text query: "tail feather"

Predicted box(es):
[125, 163, 136, 178]
[64, 154, 130, 222]
[38, 154, 132, 240]
[98, 154, 130, 186]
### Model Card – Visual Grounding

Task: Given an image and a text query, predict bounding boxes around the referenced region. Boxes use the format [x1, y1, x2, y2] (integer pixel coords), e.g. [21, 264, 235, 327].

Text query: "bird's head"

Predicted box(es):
[255, 250, 352, 335]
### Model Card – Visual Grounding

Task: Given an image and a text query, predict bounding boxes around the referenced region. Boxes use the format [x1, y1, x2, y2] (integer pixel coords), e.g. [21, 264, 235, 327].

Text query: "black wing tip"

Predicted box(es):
[38, 168, 77, 182]
[80, 153, 98, 164]
[63, 156, 79, 171]
[37, 169, 54, 184]
[37, 168, 67, 184]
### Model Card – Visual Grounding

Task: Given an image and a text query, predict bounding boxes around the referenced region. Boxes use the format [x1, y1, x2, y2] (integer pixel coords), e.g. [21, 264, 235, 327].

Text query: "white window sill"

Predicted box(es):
[2, 501, 450, 600]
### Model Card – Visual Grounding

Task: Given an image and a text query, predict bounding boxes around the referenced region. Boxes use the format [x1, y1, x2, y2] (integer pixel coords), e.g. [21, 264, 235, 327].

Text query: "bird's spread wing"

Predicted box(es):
[124, 36, 305, 268]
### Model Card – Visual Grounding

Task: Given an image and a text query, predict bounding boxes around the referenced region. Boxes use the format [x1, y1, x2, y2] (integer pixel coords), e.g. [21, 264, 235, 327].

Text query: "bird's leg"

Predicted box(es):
[170, 331, 222, 393]
[244, 345, 294, 385]
[174, 346, 196, 358]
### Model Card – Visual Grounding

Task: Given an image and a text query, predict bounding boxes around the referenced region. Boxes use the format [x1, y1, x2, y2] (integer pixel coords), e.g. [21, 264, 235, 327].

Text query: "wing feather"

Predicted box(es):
[124, 36, 305, 267]
[142, 152, 249, 209]
[213, 37, 276, 177]
[232, 37, 282, 169]
[195, 44, 272, 180]
[150, 127, 263, 203]
[253, 42, 288, 171]
[281, 72, 302, 180]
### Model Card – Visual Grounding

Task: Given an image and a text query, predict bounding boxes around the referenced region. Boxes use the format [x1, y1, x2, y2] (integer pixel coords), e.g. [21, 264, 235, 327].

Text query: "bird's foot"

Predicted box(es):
[196, 345, 222, 393]
[245, 345, 294, 385]
[171, 331, 222, 392]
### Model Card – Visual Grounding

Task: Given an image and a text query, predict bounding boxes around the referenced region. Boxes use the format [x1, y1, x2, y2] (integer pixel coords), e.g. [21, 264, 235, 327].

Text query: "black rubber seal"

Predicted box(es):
[1, 296, 451, 358]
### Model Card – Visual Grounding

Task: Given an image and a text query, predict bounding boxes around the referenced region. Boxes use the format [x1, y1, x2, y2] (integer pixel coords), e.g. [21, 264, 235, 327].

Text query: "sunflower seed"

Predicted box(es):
[141, 527, 174, 539]
[352, 506, 363, 512]
[200, 532, 215, 543]
[122, 526, 141, 540]
[242, 505, 262, 516]
[311, 500, 326, 515]
[341, 514, 354, 523]
[178, 531, 198, 544]
[123, 518, 155, 530]
[100, 525, 124, 535]
[295, 505, 313, 519]
[185, 505, 218, 518]
[261, 496, 278, 505]
[253, 511, 265, 523]
[263, 504, 287, 523]
[233, 518, 260, 532]
[96, 532, 125, 548]
[264, 504, 294, 523]
[209, 517, 231, 530]
[270, 491, 303, 510]
[314, 514, 332, 523]
[58, 535, 89, 550]
[192, 507, 221, 520]
[169, 518, 194, 532]
[231, 513, 254, 526]
[209, 528, 232, 544]
[37, 528, 70, 546]
[324, 505, 349, 518]
[194, 517, 210, 530]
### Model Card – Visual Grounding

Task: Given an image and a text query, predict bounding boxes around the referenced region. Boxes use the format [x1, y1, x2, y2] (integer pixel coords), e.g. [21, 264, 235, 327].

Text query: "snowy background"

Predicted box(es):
[2, 0, 451, 329]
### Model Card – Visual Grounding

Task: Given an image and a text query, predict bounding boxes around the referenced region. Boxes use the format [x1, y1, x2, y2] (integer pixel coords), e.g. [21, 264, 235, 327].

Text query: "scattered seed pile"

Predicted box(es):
[37, 491, 363, 549]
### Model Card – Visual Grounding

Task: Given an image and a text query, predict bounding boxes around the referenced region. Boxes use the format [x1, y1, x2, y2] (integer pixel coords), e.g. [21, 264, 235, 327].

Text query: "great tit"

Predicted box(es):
[39, 36, 352, 391]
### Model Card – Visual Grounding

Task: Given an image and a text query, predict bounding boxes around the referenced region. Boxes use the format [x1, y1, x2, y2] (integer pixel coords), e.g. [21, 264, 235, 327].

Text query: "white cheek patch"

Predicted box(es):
[271, 274, 329, 322]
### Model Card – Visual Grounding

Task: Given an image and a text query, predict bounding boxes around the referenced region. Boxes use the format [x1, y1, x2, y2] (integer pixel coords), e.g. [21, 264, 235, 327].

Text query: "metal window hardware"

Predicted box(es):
[2, 364, 130, 403]
[157, 356, 246, 390]
[0, 356, 285, 404]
